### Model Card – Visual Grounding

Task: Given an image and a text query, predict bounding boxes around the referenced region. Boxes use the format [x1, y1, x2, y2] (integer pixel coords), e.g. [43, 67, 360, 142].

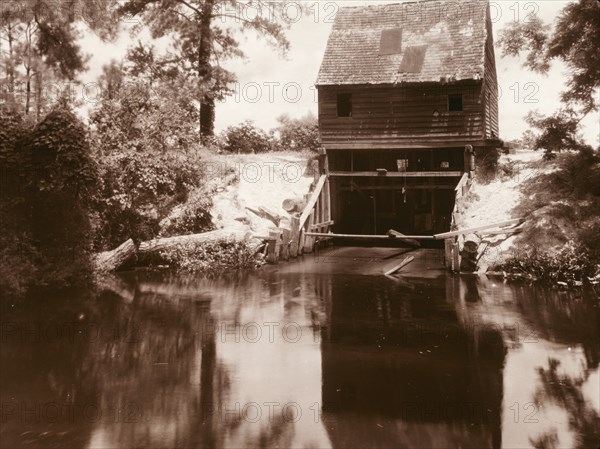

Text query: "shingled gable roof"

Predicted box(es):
[316, 0, 490, 86]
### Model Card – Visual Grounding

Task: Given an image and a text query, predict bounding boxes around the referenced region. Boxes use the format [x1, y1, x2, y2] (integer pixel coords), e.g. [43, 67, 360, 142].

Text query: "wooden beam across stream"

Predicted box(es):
[433, 218, 525, 240]
[303, 232, 437, 240]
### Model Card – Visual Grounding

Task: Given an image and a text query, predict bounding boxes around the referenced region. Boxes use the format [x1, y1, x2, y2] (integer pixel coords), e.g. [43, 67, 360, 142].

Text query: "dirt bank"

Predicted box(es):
[206, 151, 315, 237]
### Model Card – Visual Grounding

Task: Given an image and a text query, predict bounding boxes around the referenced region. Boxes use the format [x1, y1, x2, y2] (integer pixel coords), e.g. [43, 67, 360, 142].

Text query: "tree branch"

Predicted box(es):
[175, 0, 203, 17]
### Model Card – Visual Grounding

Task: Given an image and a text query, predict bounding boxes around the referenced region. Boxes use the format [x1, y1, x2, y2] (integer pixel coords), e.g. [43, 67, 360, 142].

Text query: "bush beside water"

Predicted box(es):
[160, 240, 264, 274]
[497, 243, 598, 287]
[492, 148, 600, 288]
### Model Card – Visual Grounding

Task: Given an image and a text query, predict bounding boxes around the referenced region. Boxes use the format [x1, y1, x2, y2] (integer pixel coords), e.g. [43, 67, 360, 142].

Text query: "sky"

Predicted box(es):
[77, 0, 599, 146]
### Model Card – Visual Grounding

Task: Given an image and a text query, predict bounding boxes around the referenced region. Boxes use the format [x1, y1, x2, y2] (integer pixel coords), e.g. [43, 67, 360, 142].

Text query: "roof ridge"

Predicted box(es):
[337, 0, 488, 10]
[317, 0, 489, 86]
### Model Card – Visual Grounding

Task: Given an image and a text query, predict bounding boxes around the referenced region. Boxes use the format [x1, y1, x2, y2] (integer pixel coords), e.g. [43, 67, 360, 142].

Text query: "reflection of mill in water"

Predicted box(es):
[318, 275, 506, 449]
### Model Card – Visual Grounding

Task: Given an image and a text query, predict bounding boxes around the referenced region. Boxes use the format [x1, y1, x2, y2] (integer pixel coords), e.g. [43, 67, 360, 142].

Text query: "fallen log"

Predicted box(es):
[94, 239, 137, 272]
[138, 230, 251, 258]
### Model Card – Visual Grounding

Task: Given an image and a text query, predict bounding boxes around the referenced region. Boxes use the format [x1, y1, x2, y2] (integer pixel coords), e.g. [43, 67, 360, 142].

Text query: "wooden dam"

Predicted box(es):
[263, 0, 516, 273]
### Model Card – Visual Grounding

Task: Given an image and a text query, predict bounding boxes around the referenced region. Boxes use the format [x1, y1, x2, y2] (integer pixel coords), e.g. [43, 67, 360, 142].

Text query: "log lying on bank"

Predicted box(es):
[138, 229, 252, 258]
[94, 239, 137, 272]
[94, 230, 259, 272]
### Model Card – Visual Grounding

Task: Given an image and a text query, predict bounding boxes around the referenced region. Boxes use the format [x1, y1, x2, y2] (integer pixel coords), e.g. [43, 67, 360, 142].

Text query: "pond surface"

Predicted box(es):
[1, 250, 599, 449]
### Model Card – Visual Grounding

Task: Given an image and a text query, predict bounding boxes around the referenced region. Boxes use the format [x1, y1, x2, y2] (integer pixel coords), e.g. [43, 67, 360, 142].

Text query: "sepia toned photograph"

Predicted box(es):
[1, 1, 599, 448]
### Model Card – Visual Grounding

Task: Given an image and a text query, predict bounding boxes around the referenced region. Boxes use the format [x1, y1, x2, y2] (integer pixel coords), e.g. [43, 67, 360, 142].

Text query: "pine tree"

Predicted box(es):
[117, 0, 297, 141]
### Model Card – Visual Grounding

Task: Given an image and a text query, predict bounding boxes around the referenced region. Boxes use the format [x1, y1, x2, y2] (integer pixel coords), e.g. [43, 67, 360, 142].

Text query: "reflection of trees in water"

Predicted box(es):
[530, 359, 600, 449]
[0, 297, 101, 449]
[511, 286, 600, 370]
[82, 286, 229, 449]
[85, 271, 317, 449]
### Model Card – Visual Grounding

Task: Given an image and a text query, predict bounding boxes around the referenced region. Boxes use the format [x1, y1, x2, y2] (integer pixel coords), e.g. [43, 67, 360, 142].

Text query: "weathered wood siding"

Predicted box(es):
[318, 81, 485, 149]
[482, 5, 499, 139]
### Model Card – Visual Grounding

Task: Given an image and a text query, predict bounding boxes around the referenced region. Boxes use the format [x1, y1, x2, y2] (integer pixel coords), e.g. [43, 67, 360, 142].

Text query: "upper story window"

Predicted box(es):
[337, 93, 352, 117]
[448, 94, 463, 112]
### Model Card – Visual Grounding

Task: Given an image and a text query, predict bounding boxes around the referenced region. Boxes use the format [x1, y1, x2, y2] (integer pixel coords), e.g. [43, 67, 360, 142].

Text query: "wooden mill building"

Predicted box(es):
[316, 0, 501, 237]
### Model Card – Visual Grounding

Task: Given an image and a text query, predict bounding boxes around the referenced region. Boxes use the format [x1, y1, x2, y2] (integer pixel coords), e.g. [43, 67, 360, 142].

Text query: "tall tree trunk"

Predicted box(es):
[198, 0, 216, 142]
[7, 24, 15, 94]
[24, 24, 32, 115]
[25, 67, 31, 115]
[35, 71, 42, 119]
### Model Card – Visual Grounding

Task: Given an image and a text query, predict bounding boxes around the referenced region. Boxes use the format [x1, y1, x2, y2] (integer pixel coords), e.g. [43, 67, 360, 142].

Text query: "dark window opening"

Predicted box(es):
[337, 93, 352, 117]
[448, 94, 463, 112]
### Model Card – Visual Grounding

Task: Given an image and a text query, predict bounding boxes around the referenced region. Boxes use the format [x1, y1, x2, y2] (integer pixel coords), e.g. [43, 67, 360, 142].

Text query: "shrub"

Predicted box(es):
[1, 108, 34, 298]
[0, 105, 100, 296]
[274, 113, 321, 152]
[0, 232, 38, 299]
[476, 147, 501, 182]
[89, 74, 214, 249]
[159, 240, 264, 273]
[497, 243, 598, 285]
[221, 121, 274, 154]
[27, 106, 99, 289]
[512, 148, 600, 261]
[158, 189, 213, 237]
[91, 148, 211, 249]
[91, 79, 199, 154]
[524, 109, 590, 160]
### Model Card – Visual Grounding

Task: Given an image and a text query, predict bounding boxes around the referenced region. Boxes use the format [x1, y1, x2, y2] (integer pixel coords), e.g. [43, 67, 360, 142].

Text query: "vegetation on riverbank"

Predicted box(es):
[160, 240, 264, 274]
[482, 148, 600, 288]
[0, 106, 98, 297]
[456, 145, 600, 289]
[1, 94, 317, 299]
[491, 0, 600, 289]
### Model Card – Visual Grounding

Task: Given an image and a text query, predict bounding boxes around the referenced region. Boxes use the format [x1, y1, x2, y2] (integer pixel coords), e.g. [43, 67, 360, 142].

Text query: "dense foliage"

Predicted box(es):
[116, 0, 296, 138]
[89, 70, 213, 250]
[495, 148, 600, 285]
[499, 243, 598, 286]
[160, 240, 264, 273]
[220, 114, 321, 154]
[499, 0, 599, 113]
[499, 0, 599, 159]
[523, 110, 592, 160]
[220, 120, 275, 154]
[0, 105, 99, 297]
[1, 0, 117, 116]
[0, 108, 36, 297]
[275, 114, 321, 152]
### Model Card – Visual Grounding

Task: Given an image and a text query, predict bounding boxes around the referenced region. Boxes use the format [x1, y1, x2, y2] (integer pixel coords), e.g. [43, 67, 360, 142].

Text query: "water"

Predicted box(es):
[1, 264, 599, 449]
